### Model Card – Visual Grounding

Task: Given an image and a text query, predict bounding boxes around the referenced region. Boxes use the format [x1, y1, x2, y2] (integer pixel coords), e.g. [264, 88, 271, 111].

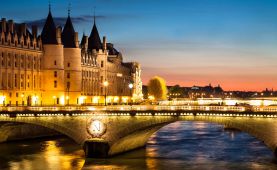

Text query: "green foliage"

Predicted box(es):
[147, 76, 168, 100]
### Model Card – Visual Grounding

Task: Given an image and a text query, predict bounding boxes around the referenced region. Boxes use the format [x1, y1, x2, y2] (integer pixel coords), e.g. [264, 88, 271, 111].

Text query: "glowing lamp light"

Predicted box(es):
[128, 83, 133, 89]
[103, 81, 109, 87]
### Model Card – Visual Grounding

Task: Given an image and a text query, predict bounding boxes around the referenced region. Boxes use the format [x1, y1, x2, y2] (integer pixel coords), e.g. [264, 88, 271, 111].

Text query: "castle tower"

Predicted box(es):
[61, 9, 82, 105]
[41, 8, 65, 105]
[88, 17, 108, 100]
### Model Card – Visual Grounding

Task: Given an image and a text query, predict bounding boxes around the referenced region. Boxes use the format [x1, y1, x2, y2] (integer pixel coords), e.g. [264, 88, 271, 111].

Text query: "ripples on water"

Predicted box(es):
[0, 121, 276, 170]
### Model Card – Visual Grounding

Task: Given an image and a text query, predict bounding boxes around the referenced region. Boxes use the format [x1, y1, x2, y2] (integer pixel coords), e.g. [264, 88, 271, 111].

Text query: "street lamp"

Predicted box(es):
[103, 81, 108, 106]
[21, 94, 24, 106]
[53, 96, 56, 105]
[66, 96, 69, 105]
[128, 83, 133, 105]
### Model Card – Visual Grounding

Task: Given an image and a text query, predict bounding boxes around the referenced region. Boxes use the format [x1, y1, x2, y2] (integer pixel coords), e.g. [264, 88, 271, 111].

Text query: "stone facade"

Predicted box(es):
[0, 10, 143, 106]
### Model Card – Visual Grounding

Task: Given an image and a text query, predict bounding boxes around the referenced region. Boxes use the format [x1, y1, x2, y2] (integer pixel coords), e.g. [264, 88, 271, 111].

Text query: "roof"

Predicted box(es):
[107, 43, 120, 55]
[41, 11, 57, 44]
[80, 33, 87, 47]
[88, 21, 102, 50]
[61, 15, 77, 48]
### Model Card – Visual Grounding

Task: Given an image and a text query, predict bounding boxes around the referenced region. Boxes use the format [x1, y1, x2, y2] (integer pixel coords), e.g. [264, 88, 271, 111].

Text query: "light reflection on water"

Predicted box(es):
[0, 121, 276, 170]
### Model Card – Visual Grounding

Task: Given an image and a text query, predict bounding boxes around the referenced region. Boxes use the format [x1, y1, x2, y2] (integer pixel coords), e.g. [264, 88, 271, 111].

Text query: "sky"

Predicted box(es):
[1, 0, 277, 91]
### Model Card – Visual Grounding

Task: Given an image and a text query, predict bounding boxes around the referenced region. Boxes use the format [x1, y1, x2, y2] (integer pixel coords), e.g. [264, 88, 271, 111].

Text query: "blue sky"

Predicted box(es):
[1, 0, 277, 90]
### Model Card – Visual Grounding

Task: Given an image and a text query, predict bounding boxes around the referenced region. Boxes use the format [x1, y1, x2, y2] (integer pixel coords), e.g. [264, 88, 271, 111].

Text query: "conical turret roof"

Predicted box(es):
[41, 10, 57, 44]
[62, 15, 77, 48]
[88, 20, 102, 50]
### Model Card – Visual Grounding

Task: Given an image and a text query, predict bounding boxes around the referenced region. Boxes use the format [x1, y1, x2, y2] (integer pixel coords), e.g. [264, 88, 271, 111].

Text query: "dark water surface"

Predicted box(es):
[0, 121, 276, 170]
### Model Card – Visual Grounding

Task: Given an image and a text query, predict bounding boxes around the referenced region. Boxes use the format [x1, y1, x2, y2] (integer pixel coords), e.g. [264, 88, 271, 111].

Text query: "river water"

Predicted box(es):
[0, 121, 276, 170]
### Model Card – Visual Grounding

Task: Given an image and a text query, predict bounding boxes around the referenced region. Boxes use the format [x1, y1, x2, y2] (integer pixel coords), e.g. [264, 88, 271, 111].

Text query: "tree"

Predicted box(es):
[147, 76, 168, 100]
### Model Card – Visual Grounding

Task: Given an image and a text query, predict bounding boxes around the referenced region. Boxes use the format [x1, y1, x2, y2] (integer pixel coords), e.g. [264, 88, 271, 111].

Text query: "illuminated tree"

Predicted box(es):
[147, 76, 168, 100]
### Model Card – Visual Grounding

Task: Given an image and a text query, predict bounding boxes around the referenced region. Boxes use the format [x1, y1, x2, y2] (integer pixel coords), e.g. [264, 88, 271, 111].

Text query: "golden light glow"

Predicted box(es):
[122, 97, 129, 103]
[0, 95, 6, 104]
[128, 83, 133, 89]
[103, 81, 109, 87]
[114, 96, 119, 102]
[148, 95, 155, 101]
[225, 99, 238, 106]
[92, 96, 100, 104]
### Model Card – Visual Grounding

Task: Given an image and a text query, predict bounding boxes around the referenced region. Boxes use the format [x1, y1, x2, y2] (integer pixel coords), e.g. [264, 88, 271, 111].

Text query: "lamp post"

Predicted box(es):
[53, 96, 56, 106]
[128, 83, 133, 106]
[21, 94, 24, 106]
[103, 81, 108, 106]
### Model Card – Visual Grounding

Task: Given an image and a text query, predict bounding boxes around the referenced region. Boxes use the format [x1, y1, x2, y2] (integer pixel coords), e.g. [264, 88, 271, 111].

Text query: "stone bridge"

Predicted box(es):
[1, 110, 277, 158]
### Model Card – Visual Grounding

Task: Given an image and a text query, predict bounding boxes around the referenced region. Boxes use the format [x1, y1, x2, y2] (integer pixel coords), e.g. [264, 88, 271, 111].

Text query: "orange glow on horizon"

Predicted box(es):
[142, 75, 277, 91]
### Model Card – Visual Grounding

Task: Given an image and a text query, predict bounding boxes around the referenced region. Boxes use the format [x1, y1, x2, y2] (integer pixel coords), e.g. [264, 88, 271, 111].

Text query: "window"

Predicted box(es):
[14, 55, 17, 67]
[54, 71, 57, 77]
[14, 74, 17, 87]
[67, 73, 70, 79]
[54, 81, 57, 88]
[68, 63, 70, 67]
[101, 61, 104, 67]
[54, 60, 57, 65]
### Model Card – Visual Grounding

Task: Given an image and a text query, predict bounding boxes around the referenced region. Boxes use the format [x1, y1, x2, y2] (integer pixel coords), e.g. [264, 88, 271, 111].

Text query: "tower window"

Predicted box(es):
[54, 60, 57, 65]
[54, 81, 57, 88]
[54, 71, 57, 77]
[101, 61, 104, 67]
[68, 63, 70, 67]
[67, 73, 70, 79]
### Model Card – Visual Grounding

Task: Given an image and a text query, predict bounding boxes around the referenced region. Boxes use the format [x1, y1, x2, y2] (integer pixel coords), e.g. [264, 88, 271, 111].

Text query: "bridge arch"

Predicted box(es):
[101, 116, 277, 158]
[0, 117, 86, 145]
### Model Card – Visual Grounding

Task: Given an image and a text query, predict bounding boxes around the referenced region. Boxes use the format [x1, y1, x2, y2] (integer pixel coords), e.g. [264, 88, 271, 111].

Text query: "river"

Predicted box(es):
[0, 121, 276, 170]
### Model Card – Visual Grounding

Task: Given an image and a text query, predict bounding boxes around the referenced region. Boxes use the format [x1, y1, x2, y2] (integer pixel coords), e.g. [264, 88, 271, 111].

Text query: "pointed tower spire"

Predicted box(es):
[62, 4, 77, 48]
[68, 2, 71, 17]
[41, 4, 57, 44]
[88, 7, 102, 50]
[49, 0, 51, 12]
[93, 6, 96, 25]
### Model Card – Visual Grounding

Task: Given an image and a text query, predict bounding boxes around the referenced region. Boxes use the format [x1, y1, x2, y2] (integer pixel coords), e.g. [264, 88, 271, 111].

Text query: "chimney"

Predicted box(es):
[74, 32, 79, 47]
[20, 23, 27, 35]
[1, 18, 6, 32]
[103, 36, 107, 50]
[32, 25, 38, 37]
[8, 20, 14, 33]
[85, 36, 88, 49]
[56, 26, 62, 44]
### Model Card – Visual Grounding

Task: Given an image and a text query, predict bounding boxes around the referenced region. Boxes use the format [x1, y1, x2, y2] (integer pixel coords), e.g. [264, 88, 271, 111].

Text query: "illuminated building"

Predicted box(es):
[0, 8, 142, 106]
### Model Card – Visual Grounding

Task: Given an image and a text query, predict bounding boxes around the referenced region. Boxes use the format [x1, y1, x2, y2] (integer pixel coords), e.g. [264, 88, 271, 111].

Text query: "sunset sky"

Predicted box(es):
[1, 0, 277, 91]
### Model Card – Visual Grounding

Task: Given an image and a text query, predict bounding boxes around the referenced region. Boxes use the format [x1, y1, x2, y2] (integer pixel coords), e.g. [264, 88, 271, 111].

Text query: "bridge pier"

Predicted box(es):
[83, 140, 110, 158]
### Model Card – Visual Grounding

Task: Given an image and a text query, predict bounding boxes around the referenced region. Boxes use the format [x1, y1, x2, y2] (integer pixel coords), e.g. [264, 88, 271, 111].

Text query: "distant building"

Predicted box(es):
[188, 84, 224, 99]
[0, 8, 142, 106]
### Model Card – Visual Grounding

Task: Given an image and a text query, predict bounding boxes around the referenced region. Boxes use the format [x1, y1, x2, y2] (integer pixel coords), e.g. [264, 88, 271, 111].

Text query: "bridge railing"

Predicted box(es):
[1, 105, 277, 113]
[252, 106, 277, 112]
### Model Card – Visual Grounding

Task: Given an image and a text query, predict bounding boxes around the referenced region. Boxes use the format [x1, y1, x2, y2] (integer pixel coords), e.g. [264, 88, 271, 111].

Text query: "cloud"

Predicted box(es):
[25, 15, 106, 29]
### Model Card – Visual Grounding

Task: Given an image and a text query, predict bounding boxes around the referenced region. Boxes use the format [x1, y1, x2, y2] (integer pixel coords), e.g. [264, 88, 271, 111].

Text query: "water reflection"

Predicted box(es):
[0, 121, 276, 170]
[0, 137, 84, 170]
